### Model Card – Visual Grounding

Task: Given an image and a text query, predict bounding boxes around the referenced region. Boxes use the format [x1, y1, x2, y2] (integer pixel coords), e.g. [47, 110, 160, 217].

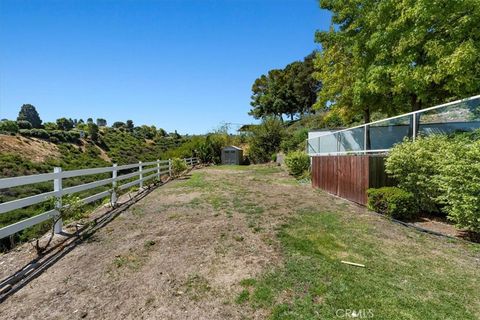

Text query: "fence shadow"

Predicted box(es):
[0, 183, 159, 303]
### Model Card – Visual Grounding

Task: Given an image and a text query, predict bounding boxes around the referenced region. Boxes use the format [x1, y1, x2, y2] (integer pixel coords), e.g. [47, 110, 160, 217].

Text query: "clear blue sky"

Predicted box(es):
[0, 0, 330, 134]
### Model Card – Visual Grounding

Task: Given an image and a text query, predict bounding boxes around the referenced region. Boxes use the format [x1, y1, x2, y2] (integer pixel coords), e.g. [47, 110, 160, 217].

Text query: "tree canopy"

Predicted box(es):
[17, 104, 42, 128]
[249, 52, 320, 121]
[315, 0, 480, 123]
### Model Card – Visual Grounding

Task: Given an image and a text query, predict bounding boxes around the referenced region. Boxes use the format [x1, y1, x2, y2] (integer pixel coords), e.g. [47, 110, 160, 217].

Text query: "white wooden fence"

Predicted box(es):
[0, 157, 199, 240]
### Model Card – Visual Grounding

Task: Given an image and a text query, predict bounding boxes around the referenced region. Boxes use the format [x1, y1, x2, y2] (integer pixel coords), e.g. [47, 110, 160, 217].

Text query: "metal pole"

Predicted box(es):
[53, 167, 63, 234]
[412, 113, 417, 141]
[363, 125, 367, 154]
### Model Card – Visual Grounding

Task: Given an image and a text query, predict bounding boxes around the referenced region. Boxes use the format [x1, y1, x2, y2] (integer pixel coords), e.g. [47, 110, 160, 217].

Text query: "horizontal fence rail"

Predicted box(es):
[0, 157, 199, 240]
[307, 94, 480, 156]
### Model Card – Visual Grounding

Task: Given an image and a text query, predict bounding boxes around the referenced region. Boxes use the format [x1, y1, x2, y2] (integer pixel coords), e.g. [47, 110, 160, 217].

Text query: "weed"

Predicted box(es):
[235, 289, 250, 304]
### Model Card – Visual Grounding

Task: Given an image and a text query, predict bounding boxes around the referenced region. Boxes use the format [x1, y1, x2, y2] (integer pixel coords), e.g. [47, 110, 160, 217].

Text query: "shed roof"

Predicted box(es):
[223, 145, 242, 151]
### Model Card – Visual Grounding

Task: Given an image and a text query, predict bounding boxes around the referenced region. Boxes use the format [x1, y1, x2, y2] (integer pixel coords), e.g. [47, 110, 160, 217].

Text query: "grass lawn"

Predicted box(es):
[221, 167, 480, 320]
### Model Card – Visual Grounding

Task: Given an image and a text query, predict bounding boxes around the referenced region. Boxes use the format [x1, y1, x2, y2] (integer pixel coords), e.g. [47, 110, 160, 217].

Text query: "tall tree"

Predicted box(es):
[126, 120, 134, 131]
[315, 0, 480, 119]
[88, 123, 99, 141]
[96, 118, 107, 127]
[315, 0, 388, 132]
[249, 53, 320, 120]
[17, 104, 42, 128]
[56, 117, 74, 131]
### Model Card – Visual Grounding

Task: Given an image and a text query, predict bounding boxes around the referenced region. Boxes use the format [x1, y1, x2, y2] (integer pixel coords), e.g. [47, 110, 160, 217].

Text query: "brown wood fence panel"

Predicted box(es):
[311, 155, 390, 205]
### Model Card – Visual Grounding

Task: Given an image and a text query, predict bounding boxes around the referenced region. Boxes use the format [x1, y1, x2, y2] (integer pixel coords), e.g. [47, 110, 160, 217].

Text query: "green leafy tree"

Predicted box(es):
[56, 117, 74, 131]
[250, 53, 320, 121]
[248, 117, 285, 163]
[156, 128, 167, 137]
[96, 118, 107, 127]
[126, 120, 134, 131]
[112, 121, 126, 129]
[17, 104, 42, 128]
[88, 122, 99, 141]
[315, 0, 480, 122]
[43, 122, 58, 130]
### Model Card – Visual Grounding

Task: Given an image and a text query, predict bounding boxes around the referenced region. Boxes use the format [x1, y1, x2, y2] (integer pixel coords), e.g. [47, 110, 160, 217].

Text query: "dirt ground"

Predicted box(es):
[0, 135, 60, 162]
[0, 165, 468, 319]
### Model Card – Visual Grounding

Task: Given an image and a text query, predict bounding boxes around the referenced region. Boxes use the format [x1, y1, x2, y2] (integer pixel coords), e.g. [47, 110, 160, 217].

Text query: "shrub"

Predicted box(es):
[17, 120, 32, 129]
[249, 117, 284, 163]
[171, 158, 188, 177]
[0, 120, 19, 133]
[43, 122, 58, 130]
[367, 187, 418, 219]
[280, 128, 308, 153]
[19, 128, 50, 139]
[385, 135, 457, 213]
[436, 140, 480, 232]
[49, 136, 60, 144]
[284, 151, 310, 178]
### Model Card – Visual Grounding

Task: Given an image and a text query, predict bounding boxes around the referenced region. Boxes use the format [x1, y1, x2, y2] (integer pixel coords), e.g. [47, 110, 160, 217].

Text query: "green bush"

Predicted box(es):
[280, 127, 308, 152]
[436, 140, 480, 232]
[249, 117, 284, 163]
[17, 120, 32, 129]
[19, 128, 50, 139]
[284, 151, 310, 178]
[385, 135, 456, 213]
[0, 120, 19, 134]
[367, 187, 418, 219]
[171, 158, 188, 177]
[385, 134, 480, 232]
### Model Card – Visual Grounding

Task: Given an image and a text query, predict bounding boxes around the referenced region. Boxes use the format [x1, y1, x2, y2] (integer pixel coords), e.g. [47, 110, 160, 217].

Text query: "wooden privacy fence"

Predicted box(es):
[0, 157, 199, 240]
[311, 155, 392, 205]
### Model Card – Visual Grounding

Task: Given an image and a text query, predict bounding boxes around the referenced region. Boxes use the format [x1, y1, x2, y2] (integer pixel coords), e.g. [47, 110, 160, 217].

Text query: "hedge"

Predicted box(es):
[367, 187, 418, 219]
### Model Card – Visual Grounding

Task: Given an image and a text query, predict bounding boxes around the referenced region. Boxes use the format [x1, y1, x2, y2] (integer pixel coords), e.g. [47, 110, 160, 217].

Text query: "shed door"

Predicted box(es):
[225, 150, 236, 164]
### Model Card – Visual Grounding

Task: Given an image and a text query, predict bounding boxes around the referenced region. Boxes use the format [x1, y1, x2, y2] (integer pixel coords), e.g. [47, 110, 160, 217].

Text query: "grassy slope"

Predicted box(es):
[0, 129, 193, 249]
[218, 167, 480, 320]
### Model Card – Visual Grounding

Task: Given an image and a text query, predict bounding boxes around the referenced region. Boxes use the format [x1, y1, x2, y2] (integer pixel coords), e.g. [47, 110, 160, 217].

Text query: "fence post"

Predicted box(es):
[53, 167, 63, 234]
[168, 159, 172, 177]
[412, 113, 417, 141]
[156, 159, 160, 181]
[363, 126, 367, 155]
[139, 161, 143, 188]
[112, 163, 117, 206]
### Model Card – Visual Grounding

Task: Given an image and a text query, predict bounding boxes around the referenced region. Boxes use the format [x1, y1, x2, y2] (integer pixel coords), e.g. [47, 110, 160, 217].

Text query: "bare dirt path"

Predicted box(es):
[0, 165, 352, 319]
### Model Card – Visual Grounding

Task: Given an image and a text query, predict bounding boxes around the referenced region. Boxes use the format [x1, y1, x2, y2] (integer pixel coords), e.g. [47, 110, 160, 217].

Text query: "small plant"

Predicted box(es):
[34, 194, 83, 254]
[284, 151, 310, 178]
[171, 158, 188, 177]
[367, 187, 418, 219]
[235, 289, 250, 304]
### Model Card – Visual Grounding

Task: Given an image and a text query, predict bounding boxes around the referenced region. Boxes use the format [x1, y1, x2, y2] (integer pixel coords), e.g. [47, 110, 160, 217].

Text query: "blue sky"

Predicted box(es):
[0, 0, 330, 134]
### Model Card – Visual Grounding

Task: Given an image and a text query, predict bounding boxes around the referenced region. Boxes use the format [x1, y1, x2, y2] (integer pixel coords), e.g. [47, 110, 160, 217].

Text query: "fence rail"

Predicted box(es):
[307, 94, 480, 156]
[0, 157, 199, 240]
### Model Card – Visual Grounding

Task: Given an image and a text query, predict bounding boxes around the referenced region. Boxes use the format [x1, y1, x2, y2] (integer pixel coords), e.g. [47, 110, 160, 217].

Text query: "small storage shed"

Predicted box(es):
[221, 146, 243, 165]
